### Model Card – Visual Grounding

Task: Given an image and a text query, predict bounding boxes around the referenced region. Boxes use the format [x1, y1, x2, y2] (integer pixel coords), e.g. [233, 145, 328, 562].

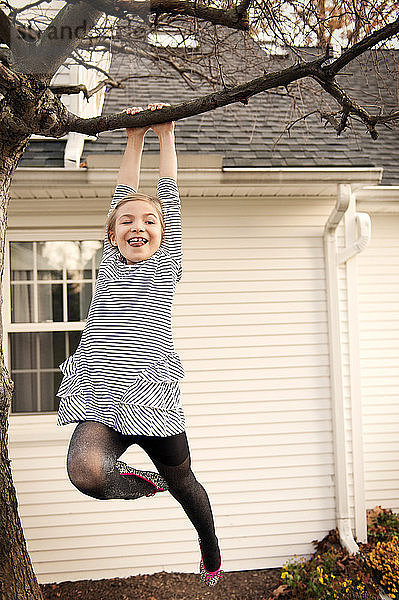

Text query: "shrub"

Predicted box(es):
[281, 544, 380, 600]
[366, 507, 399, 544]
[279, 509, 399, 600]
[359, 537, 399, 599]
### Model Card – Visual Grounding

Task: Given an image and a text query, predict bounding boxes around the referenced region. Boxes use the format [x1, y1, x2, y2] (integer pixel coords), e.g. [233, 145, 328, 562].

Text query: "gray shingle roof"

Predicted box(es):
[82, 46, 399, 184]
[21, 42, 399, 184]
[19, 139, 66, 167]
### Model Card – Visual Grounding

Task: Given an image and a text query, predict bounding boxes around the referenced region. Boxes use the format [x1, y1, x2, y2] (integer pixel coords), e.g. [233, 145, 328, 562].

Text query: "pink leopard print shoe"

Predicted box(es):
[116, 460, 169, 497]
[199, 559, 225, 586]
[198, 537, 224, 586]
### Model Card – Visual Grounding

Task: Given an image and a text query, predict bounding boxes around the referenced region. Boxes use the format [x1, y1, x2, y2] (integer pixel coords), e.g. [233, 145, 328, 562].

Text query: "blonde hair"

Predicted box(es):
[105, 193, 165, 245]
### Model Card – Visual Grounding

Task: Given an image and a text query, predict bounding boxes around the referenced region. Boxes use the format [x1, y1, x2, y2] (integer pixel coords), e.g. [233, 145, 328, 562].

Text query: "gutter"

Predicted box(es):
[323, 183, 371, 555]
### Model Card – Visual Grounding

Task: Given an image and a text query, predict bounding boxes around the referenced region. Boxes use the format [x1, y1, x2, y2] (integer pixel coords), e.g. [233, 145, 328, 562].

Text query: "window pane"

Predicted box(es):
[53, 372, 63, 411]
[69, 330, 82, 354]
[38, 240, 101, 272]
[40, 371, 60, 411]
[38, 270, 62, 280]
[95, 246, 103, 269]
[38, 283, 63, 322]
[68, 282, 91, 321]
[11, 283, 34, 323]
[39, 332, 65, 368]
[10, 332, 79, 413]
[67, 269, 92, 280]
[11, 372, 38, 413]
[11, 332, 37, 369]
[10, 242, 34, 281]
[8, 239, 102, 414]
[37, 242, 63, 280]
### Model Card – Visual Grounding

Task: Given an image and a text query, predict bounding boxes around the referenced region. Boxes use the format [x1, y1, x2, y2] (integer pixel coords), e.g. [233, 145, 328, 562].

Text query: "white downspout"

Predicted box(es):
[342, 201, 369, 547]
[323, 183, 371, 555]
[64, 132, 86, 168]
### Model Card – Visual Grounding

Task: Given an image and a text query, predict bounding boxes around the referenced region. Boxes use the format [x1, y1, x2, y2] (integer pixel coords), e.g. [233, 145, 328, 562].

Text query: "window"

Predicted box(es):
[7, 239, 103, 413]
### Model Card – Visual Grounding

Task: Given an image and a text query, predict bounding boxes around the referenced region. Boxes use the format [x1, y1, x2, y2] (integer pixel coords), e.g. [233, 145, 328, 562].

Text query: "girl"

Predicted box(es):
[56, 103, 224, 587]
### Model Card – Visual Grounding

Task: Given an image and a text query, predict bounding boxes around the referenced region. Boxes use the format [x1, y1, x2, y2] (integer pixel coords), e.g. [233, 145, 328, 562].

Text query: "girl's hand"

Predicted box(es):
[148, 102, 174, 136]
[124, 106, 150, 138]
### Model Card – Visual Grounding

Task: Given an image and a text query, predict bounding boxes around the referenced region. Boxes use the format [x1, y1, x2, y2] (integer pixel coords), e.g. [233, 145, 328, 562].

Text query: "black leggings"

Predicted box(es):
[66, 420, 221, 571]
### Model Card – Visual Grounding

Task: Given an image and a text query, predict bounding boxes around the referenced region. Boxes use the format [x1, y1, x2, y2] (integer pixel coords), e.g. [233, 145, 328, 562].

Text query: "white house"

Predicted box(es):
[5, 44, 399, 584]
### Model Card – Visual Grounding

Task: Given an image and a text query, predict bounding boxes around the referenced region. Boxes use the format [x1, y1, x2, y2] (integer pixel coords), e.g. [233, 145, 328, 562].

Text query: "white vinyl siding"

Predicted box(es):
[9, 193, 346, 583]
[358, 214, 399, 514]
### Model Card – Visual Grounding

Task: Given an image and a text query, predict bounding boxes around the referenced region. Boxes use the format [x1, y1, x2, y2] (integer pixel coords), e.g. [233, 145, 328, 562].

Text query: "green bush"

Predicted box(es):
[279, 508, 399, 600]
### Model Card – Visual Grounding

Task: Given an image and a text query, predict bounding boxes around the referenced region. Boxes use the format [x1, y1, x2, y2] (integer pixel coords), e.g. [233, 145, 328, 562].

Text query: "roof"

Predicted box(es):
[19, 139, 66, 168]
[21, 42, 399, 184]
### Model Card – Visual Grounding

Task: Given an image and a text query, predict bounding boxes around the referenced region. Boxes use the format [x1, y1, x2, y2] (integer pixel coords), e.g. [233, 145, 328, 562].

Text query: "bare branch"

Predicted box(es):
[235, 0, 252, 19]
[77, 36, 219, 87]
[327, 15, 399, 76]
[67, 55, 328, 135]
[50, 83, 90, 99]
[374, 110, 399, 125]
[71, 47, 114, 79]
[50, 74, 173, 99]
[236, 0, 252, 12]
[0, 8, 25, 47]
[11, 2, 103, 77]
[312, 68, 379, 137]
[65, 0, 251, 31]
[7, 0, 52, 15]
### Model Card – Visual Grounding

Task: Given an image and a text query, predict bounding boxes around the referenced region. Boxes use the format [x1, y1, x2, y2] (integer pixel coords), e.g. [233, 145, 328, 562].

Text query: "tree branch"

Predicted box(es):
[375, 110, 399, 125]
[77, 36, 219, 88]
[0, 60, 21, 94]
[11, 2, 103, 77]
[50, 83, 90, 99]
[71, 47, 113, 79]
[67, 56, 328, 135]
[50, 76, 165, 99]
[65, 0, 250, 31]
[0, 8, 11, 46]
[0, 8, 25, 47]
[312, 69, 379, 138]
[236, 0, 252, 18]
[326, 15, 399, 76]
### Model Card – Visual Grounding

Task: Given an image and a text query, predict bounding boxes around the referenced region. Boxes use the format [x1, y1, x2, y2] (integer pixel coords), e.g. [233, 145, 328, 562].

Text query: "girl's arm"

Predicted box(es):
[102, 110, 148, 262]
[158, 129, 177, 181]
[150, 111, 183, 278]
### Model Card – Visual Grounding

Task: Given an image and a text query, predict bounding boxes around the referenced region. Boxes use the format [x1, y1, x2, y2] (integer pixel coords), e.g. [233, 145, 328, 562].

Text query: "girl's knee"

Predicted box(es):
[67, 451, 111, 499]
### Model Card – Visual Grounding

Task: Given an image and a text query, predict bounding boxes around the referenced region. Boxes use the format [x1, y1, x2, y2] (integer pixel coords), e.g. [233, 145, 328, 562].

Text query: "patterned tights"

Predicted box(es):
[66, 420, 221, 572]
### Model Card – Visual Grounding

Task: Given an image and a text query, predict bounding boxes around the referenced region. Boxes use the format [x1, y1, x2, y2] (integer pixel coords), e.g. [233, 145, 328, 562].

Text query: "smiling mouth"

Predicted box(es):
[128, 237, 148, 247]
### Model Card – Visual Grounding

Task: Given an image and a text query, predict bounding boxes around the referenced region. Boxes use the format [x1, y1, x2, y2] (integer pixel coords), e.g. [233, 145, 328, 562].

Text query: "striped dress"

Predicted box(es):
[56, 177, 186, 437]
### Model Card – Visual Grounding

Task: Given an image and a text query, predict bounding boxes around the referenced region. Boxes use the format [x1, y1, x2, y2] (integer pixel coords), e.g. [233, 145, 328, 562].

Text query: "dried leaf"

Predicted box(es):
[366, 506, 384, 526]
[269, 584, 288, 598]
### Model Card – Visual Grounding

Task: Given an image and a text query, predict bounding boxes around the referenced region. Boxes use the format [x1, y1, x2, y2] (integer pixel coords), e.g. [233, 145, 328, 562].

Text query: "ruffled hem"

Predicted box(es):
[56, 351, 184, 400]
[56, 352, 186, 436]
[136, 352, 185, 383]
[57, 398, 186, 437]
[114, 404, 186, 436]
[57, 353, 83, 399]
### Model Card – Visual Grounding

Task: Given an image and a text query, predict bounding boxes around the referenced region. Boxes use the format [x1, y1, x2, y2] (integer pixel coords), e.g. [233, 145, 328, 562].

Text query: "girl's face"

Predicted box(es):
[109, 200, 163, 264]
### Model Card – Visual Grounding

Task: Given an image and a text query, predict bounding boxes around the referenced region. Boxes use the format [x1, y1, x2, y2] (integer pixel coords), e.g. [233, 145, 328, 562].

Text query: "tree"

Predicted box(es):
[0, 1, 398, 598]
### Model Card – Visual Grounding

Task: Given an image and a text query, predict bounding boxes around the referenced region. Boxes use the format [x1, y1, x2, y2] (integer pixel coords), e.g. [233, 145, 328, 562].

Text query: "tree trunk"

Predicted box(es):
[0, 137, 44, 600]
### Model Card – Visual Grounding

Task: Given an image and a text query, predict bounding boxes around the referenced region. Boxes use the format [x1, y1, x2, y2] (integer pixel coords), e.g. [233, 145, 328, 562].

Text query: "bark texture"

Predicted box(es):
[0, 137, 43, 600]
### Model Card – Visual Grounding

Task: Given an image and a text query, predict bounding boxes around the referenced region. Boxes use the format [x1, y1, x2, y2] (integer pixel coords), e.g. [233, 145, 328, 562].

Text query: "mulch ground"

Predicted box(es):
[41, 567, 283, 600]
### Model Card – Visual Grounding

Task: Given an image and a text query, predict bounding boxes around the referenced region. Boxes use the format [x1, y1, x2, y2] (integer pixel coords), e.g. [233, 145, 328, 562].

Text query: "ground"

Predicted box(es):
[41, 567, 283, 600]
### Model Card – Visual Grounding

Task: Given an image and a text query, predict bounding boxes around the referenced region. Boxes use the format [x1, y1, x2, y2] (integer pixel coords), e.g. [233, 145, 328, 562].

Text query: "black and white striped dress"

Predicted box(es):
[56, 178, 186, 437]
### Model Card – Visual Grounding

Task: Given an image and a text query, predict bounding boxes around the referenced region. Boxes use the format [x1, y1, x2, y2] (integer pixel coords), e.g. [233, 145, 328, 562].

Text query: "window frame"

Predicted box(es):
[4, 227, 104, 415]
